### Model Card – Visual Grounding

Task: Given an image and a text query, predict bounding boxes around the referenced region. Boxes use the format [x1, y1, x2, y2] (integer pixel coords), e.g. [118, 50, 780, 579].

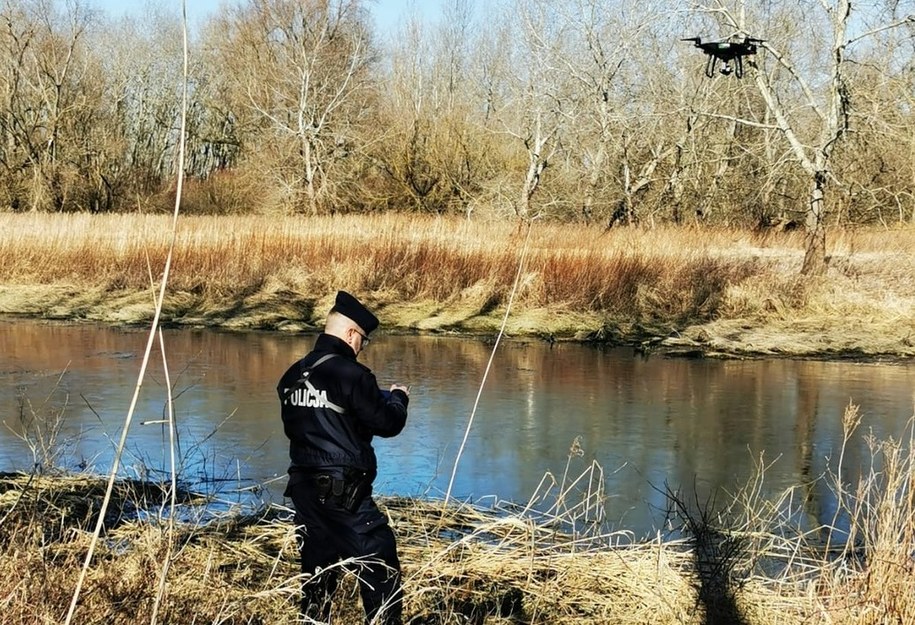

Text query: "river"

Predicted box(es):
[1, 318, 912, 538]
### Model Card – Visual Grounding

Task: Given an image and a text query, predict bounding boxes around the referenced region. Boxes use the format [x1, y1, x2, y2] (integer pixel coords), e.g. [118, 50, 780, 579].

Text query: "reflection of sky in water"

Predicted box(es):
[1, 319, 914, 537]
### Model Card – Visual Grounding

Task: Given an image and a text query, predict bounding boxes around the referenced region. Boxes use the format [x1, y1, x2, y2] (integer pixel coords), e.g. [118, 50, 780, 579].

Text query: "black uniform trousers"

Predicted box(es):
[288, 479, 403, 625]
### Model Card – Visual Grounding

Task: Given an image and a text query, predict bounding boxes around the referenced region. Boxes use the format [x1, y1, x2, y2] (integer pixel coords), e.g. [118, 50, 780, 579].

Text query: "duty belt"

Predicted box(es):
[313, 474, 346, 504]
[309, 470, 370, 512]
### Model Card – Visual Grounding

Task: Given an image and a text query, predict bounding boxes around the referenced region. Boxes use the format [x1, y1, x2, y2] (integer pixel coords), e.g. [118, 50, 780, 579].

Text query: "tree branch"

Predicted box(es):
[752, 71, 817, 177]
[699, 111, 781, 131]
[756, 42, 827, 122]
[846, 15, 915, 47]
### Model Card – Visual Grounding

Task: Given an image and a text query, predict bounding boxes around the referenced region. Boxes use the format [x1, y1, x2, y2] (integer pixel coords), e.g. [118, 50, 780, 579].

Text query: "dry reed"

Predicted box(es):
[1, 213, 913, 358]
[3, 402, 914, 625]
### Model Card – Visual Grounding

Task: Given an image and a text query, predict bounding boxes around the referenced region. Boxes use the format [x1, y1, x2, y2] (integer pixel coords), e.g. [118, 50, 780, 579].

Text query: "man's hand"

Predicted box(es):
[390, 383, 410, 396]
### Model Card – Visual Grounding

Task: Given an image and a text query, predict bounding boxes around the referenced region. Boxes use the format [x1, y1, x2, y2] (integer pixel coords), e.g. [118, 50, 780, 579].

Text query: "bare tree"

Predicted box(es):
[93, 8, 189, 203]
[2, 0, 911, 225]
[429, 0, 495, 214]
[0, 0, 38, 210]
[371, 4, 479, 213]
[499, 0, 571, 221]
[551, 0, 701, 226]
[381, 14, 440, 211]
[207, 0, 374, 214]
[694, 0, 914, 274]
[562, 0, 624, 223]
[836, 2, 915, 225]
[0, 0, 97, 211]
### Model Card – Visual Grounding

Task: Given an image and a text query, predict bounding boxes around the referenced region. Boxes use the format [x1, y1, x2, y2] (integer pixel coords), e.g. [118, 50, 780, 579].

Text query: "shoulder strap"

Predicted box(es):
[309, 353, 339, 370]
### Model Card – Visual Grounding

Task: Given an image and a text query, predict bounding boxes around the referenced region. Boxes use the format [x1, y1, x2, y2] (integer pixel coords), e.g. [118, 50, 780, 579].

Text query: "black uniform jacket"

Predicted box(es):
[277, 333, 409, 480]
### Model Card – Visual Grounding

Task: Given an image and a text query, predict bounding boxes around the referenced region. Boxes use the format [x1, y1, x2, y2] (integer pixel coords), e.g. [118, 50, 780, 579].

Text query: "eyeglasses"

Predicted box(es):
[354, 329, 371, 346]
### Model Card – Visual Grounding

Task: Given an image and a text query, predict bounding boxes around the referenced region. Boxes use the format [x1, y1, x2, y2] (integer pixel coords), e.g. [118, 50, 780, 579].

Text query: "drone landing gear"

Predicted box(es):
[705, 54, 745, 79]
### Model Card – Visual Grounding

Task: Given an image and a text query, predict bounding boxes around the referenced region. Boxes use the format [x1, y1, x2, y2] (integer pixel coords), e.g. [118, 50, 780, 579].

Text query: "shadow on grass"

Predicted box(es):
[665, 484, 749, 625]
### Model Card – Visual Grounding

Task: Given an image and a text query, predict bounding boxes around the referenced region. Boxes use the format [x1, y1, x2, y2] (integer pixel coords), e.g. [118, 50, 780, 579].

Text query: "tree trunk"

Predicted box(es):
[801, 172, 827, 275]
[517, 113, 551, 221]
[303, 136, 318, 214]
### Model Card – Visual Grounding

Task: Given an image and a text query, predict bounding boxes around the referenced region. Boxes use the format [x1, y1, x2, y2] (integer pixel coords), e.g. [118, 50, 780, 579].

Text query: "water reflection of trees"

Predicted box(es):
[2, 320, 913, 535]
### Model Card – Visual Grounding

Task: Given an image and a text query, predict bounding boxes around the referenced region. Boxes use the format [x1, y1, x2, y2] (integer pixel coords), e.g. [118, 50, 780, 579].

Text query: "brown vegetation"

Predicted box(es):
[2, 404, 914, 624]
[1, 212, 914, 359]
[1, 1, 913, 277]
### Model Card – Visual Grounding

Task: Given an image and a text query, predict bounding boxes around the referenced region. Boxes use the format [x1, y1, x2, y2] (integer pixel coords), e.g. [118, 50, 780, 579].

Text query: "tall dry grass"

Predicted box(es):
[2, 213, 756, 305]
[814, 405, 915, 624]
[2, 213, 913, 348]
[3, 403, 915, 625]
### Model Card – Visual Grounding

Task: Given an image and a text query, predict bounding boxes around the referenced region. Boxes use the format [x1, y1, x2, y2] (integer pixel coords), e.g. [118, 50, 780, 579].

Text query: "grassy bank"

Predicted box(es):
[0, 213, 914, 358]
[3, 404, 914, 625]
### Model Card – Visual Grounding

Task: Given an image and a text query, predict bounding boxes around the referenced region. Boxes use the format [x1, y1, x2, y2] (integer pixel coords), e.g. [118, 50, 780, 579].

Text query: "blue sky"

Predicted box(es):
[95, 0, 443, 37]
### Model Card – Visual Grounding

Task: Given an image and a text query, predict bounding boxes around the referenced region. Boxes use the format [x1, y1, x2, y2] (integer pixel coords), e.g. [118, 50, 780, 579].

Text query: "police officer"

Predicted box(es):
[278, 291, 410, 624]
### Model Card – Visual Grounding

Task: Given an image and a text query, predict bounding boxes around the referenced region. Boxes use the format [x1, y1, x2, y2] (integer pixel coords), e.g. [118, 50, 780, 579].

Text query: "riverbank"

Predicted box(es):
[4, 213, 914, 624]
[4, 464, 913, 625]
[1, 213, 914, 360]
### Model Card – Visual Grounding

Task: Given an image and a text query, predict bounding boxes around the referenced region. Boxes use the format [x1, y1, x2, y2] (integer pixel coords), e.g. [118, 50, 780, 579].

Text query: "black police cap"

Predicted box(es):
[331, 290, 379, 334]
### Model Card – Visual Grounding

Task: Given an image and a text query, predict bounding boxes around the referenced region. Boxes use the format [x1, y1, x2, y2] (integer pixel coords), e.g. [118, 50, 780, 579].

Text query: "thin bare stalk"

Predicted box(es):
[63, 3, 190, 623]
[150, 326, 178, 625]
[824, 401, 861, 557]
[152, 15, 190, 620]
[444, 221, 534, 507]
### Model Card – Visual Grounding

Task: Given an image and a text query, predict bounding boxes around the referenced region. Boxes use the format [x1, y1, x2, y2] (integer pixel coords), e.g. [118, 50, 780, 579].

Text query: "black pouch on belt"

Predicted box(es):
[313, 474, 333, 504]
[341, 470, 370, 513]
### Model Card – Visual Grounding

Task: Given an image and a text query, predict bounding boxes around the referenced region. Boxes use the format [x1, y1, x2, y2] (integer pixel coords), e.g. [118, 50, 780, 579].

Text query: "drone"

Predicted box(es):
[681, 36, 764, 78]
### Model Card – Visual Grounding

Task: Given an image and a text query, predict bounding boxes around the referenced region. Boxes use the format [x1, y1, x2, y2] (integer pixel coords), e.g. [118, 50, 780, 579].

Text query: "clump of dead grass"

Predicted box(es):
[3, 409, 915, 625]
[0, 472, 298, 624]
[810, 406, 915, 624]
